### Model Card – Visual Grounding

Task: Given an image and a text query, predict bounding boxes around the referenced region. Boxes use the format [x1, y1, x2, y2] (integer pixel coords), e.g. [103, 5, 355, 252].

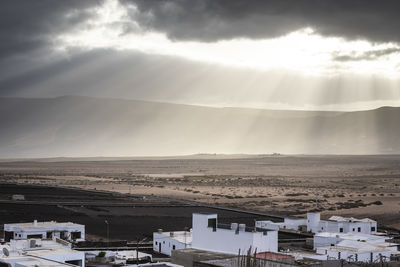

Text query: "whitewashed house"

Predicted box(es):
[4, 220, 85, 242]
[315, 239, 394, 263]
[313, 232, 393, 249]
[0, 238, 85, 266]
[0, 255, 74, 267]
[153, 213, 278, 256]
[257, 213, 377, 234]
[191, 213, 278, 255]
[308, 213, 377, 234]
[153, 230, 192, 256]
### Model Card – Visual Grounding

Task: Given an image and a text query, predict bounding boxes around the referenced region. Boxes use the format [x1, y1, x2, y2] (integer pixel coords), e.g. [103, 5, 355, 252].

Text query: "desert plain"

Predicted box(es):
[1, 154, 400, 231]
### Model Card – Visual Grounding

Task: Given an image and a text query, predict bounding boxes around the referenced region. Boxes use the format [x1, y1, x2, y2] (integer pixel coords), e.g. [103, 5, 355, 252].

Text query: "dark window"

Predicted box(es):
[65, 260, 82, 267]
[155, 241, 158, 245]
[172, 245, 176, 250]
[46, 232, 53, 239]
[60, 231, 68, 239]
[71, 232, 81, 240]
[355, 254, 358, 262]
[371, 227, 376, 232]
[4, 231, 13, 242]
[339, 228, 343, 232]
[358, 227, 361, 232]
[208, 218, 217, 232]
[353, 228, 355, 231]
[27, 234, 42, 239]
[338, 252, 341, 260]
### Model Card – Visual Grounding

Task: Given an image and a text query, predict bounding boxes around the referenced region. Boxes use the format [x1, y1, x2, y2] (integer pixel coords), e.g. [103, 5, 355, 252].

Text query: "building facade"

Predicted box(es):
[153, 230, 192, 256]
[4, 220, 85, 242]
[191, 213, 278, 255]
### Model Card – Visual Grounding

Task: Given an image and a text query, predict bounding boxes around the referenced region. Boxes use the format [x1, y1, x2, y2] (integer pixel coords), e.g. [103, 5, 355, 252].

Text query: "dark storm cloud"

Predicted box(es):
[333, 48, 400, 62]
[120, 0, 400, 43]
[0, 0, 103, 59]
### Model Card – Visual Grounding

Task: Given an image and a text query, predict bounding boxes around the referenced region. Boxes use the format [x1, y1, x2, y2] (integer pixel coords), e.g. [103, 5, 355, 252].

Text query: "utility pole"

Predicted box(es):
[104, 220, 109, 247]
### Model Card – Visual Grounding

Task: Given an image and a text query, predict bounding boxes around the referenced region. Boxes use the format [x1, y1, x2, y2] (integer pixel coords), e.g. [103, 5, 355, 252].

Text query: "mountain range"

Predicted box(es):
[0, 96, 399, 157]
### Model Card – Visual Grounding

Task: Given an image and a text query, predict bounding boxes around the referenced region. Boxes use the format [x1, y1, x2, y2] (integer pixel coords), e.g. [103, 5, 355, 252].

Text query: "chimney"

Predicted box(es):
[231, 223, 238, 230]
[33, 220, 38, 227]
[239, 224, 246, 232]
[157, 229, 163, 234]
[170, 232, 174, 237]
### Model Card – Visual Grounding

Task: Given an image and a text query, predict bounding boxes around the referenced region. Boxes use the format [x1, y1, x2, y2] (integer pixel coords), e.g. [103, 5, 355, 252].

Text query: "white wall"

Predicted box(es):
[4, 223, 85, 242]
[40, 250, 85, 267]
[304, 213, 377, 234]
[192, 213, 278, 255]
[153, 233, 190, 256]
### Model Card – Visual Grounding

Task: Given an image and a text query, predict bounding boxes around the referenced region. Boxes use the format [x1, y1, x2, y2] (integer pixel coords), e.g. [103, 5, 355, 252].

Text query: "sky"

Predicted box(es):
[1, 0, 400, 111]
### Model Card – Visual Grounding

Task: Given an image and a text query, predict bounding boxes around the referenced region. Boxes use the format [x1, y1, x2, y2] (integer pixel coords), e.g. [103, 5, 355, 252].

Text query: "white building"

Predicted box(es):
[315, 240, 394, 263]
[309, 214, 377, 234]
[313, 232, 394, 249]
[257, 213, 377, 234]
[153, 230, 192, 256]
[0, 238, 85, 267]
[191, 213, 278, 255]
[0, 255, 76, 267]
[4, 220, 85, 242]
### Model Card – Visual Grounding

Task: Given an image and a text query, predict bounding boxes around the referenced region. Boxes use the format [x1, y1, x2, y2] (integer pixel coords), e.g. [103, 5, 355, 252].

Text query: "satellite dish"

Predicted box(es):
[3, 247, 9, 257]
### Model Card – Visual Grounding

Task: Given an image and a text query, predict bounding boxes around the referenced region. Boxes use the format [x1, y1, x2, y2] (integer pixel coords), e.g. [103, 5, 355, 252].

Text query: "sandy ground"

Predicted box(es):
[1, 155, 400, 230]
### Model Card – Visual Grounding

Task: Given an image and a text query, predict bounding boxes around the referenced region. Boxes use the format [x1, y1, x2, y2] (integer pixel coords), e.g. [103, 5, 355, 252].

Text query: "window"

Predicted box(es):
[358, 227, 361, 232]
[172, 245, 176, 250]
[71, 232, 81, 240]
[46, 231, 53, 239]
[371, 227, 376, 232]
[27, 234, 42, 239]
[353, 228, 355, 231]
[339, 228, 343, 232]
[338, 252, 341, 260]
[155, 241, 158, 245]
[208, 218, 217, 232]
[60, 231, 68, 239]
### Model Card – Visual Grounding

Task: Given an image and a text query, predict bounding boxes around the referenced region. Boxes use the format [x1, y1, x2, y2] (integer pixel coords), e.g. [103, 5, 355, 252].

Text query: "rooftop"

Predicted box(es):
[319, 240, 392, 253]
[5, 221, 84, 230]
[0, 256, 75, 267]
[328, 216, 376, 223]
[157, 231, 192, 244]
[315, 232, 388, 241]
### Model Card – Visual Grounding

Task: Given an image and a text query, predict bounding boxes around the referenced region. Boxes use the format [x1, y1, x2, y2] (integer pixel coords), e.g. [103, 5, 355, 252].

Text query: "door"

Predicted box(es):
[159, 243, 161, 253]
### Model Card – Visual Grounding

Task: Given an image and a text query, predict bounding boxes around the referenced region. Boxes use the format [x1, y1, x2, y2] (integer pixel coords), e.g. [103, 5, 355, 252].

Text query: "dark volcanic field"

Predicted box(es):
[0, 183, 280, 241]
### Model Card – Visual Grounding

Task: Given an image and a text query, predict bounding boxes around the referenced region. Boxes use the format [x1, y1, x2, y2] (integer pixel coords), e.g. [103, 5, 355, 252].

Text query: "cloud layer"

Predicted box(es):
[121, 0, 400, 43]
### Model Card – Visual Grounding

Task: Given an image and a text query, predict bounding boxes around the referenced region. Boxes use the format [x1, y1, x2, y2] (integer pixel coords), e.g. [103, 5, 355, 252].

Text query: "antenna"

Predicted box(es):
[3, 247, 9, 257]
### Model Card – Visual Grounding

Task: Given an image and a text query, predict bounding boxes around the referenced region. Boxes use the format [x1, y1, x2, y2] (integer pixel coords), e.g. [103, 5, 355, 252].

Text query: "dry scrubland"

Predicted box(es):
[1, 155, 400, 230]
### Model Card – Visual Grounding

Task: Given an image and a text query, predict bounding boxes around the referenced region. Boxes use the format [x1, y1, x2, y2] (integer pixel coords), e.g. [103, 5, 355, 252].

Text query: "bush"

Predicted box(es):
[98, 251, 106, 258]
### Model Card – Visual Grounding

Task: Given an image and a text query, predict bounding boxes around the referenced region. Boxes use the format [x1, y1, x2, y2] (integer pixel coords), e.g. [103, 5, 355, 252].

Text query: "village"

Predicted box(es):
[1, 210, 399, 267]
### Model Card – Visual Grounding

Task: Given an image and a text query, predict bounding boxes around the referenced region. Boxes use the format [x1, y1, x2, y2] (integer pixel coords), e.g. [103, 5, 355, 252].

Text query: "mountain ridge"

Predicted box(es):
[0, 96, 399, 157]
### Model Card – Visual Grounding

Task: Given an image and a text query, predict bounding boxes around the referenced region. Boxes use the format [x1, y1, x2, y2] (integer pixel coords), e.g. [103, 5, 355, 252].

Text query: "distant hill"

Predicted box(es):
[0, 96, 399, 157]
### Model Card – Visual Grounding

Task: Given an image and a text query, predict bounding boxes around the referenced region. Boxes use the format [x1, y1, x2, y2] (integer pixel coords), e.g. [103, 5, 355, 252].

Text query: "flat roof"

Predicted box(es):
[156, 231, 192, 244]
[5, 221, 84, 230]
[315, 232, 388, 241]
[328, 216, 376, 223]
[0, 256, 74, 267]
[319, 240, 391, 253]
